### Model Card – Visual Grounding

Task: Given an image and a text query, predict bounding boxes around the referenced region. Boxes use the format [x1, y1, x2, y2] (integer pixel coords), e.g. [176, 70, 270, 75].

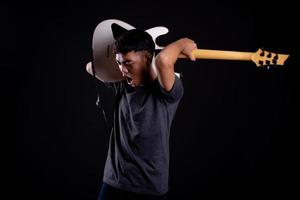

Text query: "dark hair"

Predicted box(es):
[114, 29, 155, 57]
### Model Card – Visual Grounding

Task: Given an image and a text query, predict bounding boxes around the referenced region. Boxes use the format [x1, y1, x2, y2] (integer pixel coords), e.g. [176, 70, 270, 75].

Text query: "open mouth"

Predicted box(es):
[126, 76, 133, 85]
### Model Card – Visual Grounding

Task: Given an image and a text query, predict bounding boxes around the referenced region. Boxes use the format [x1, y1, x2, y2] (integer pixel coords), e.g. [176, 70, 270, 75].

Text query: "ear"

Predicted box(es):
[143, 51, 153, 65]
[111, 23, 129, 39]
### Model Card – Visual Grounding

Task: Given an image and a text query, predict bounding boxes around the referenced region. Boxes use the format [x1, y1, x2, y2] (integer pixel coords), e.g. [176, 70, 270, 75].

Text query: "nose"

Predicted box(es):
[119, 64, 128, 74]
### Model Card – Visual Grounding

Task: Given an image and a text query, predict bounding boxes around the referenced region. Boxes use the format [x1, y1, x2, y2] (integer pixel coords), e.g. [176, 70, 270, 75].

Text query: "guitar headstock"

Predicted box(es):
[251, 48, 289, 68]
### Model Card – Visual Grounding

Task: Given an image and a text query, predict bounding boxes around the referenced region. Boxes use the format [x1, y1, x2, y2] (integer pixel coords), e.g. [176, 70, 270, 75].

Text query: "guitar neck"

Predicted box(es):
[178, 48, 289, 67]
[179, 49, 253, 61]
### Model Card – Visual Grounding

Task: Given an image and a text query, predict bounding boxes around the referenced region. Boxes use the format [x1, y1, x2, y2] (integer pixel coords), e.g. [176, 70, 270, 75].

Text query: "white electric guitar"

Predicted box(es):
[86, 19, 289, 82]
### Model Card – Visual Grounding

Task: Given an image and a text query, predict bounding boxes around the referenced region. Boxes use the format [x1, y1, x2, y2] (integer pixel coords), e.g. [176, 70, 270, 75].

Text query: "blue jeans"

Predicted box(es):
[98, 183, 168, 200]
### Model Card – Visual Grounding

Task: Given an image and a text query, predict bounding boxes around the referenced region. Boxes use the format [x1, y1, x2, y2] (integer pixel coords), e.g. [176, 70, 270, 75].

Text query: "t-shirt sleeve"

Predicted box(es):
[157, 75, 184, 103]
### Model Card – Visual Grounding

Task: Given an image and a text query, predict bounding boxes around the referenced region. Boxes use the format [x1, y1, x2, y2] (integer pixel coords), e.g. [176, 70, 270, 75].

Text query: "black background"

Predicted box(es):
[9, 0, 298, 199]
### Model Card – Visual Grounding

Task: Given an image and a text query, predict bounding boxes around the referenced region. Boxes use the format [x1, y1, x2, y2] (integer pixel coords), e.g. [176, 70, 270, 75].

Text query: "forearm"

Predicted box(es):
[154, 40, 182, 91]
[154, 38, 197, 91]
[155, 38, 189, 67]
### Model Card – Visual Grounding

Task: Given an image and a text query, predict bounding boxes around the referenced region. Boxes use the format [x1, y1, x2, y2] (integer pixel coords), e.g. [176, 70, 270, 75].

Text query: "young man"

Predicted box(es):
[93, 29, 197, 200]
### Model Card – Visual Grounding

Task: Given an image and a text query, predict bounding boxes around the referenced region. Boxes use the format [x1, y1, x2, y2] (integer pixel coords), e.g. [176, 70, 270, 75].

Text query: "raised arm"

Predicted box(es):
[155, 38, 197, 91]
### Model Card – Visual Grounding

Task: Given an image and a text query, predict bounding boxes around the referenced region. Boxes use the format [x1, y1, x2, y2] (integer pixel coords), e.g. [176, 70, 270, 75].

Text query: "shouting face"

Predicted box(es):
[116, 50, 152, 87]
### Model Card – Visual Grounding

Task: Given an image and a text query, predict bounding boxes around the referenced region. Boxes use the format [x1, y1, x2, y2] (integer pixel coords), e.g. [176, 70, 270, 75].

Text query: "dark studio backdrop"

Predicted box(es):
[11, 0, 298, 199]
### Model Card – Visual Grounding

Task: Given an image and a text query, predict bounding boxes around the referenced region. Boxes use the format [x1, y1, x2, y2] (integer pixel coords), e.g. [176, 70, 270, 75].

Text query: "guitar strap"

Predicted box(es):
[90, 48, 110, 133]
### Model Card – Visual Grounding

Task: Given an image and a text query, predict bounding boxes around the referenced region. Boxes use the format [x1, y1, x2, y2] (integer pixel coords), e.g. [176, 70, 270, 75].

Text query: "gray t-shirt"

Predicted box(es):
[103, 76, 184, 195]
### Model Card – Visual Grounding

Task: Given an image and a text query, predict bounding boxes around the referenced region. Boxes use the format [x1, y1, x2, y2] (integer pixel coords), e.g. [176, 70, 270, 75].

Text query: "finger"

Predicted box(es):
[189, 51, 196, 61]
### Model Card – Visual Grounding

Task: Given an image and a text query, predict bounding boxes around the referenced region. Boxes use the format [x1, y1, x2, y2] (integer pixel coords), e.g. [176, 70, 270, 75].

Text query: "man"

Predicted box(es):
[90, 29, 197, 200]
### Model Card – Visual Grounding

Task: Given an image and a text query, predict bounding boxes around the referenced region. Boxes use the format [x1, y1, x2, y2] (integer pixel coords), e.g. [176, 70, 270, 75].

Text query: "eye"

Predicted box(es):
[124, 62, 132, 67]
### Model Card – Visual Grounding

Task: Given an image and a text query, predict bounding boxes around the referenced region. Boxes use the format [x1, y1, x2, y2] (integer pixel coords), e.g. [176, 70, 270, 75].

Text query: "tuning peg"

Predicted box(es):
[267, 51, 272, 58]
[272, 53, 279, 65]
